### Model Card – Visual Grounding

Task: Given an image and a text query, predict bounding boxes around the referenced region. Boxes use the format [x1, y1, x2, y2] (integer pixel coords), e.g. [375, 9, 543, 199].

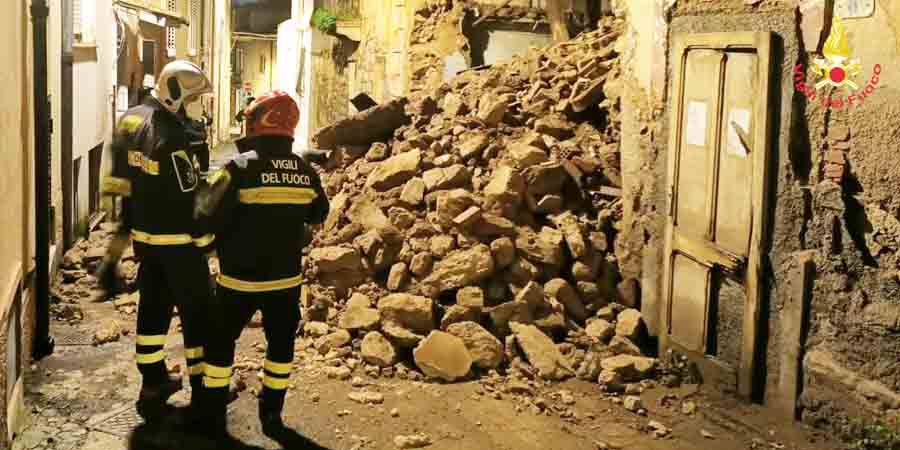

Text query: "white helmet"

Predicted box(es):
[153, 60, 212, 113]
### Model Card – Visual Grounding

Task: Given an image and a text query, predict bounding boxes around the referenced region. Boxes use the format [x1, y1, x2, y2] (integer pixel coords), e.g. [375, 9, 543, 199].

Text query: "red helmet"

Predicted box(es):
[242, 90, 299, 140]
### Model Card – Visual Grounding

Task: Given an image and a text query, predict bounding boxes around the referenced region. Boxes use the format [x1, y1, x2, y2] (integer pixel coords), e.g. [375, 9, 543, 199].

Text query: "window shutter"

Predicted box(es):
[73, 0, 83, 37]
[166, 0, 177, 55]
[189, 0, 201, 51]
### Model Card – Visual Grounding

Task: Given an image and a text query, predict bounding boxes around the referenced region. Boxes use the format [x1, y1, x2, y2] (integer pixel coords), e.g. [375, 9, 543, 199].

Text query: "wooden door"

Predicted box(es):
[661, 32, 774, 400]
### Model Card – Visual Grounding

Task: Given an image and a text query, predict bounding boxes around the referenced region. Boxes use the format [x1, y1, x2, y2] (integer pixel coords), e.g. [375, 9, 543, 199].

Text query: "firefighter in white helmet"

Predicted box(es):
[97, 60, 215, 421]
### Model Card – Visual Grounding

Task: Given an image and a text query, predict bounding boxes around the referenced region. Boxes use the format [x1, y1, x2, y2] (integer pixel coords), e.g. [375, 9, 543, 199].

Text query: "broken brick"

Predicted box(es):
[824, 150, 845, 164]
[827, 126, 850, 142]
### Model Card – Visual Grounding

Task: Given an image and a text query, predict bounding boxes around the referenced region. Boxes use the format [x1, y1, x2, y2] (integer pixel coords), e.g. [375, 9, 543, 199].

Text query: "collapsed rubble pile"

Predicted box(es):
[302, 15, 661, 389]
[52, 224, 136, 320]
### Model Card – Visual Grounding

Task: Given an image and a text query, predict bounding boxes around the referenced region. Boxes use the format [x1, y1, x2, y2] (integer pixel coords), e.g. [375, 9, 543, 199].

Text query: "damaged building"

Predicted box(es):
[294, 0, 900, 436]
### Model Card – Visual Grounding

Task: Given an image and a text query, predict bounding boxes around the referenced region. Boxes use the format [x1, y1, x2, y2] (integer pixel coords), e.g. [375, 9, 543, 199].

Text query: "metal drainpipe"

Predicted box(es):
[62, 0, 74, 250]
[31, 0, 56, 361]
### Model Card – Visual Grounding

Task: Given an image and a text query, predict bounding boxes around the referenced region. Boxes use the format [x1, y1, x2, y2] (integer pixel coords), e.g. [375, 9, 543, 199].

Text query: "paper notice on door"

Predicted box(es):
[686, 101, 708, 147]
[727, 108, 752, 157]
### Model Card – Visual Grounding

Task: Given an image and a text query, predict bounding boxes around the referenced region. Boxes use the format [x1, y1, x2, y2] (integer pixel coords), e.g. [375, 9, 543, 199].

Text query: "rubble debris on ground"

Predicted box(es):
[295, 13, 664, 390]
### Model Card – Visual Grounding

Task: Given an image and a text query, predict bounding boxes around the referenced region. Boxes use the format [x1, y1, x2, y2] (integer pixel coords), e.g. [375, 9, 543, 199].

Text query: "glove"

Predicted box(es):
[203, 251, 218, 295]
[95, 258, 122, 296]
[93, 232, 130, 299]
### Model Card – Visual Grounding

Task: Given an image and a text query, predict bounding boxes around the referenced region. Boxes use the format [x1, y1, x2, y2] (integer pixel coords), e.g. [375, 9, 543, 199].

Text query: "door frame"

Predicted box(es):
[661, 32, 775, 400]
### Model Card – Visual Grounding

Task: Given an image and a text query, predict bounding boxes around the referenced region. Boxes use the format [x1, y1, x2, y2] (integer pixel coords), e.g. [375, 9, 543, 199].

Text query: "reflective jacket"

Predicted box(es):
[197, 145, 329, 292]
[102, 96, 214, 251]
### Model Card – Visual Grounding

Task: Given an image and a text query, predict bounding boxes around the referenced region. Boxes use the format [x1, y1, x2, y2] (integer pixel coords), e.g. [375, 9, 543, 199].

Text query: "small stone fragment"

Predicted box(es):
[348, 391, 384, 405]
[316, 330, 352, 354]
[446, 321, 504, 370]
[387, 262, 410, 291]
[490, 237, 516, 268]
[456, 286, 485, 310]
[324, 366, 352, 380]
[410, 253, 434, 277]
[401, 178, 427, 206]
[615, 308, 644, 341]
[585, 319, 615, 341]
[361, 331, 399, 367]
[413, 331, 473, 381]
[394, 434, 432, 449]
[623, 395, 643, 412]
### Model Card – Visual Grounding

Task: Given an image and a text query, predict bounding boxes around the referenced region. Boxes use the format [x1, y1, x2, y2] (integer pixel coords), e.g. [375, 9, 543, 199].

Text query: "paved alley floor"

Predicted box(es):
[13, 286, 843, 450]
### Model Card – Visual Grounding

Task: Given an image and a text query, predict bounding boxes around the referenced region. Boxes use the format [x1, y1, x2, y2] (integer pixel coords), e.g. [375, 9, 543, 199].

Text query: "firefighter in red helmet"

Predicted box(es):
[193, 91, 329, 436]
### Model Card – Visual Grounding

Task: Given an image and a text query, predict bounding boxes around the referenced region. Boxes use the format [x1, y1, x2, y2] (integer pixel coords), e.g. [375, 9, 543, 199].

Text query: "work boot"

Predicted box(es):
[259, 395, 286, 437]
[176, 384, 229, 436]
[135, 375, 182, 421]
[259, 409, 285, 437]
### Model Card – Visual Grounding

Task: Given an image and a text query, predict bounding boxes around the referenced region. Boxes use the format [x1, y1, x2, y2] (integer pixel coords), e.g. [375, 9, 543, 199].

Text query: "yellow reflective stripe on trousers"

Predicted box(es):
[193, 234, 215, 248]
[136, 335, 167, 346]
[217, 274, 303, 293]
[131, 230, 193, 246]
[264, 360, 292, 375]
[204, 364, 232, 378]
[238, 187, 317, 205]
[189, 363, 206, 376]
[263, 375, 290, 390]
[185, 347, 204, 359]
[136, 350, 166, 364]
[203, 376, 231, 388]
[101, 176, 132, 197]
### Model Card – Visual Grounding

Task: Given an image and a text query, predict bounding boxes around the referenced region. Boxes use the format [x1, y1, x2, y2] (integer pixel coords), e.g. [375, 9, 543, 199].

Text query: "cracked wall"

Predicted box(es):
[796, 0, 900, 430]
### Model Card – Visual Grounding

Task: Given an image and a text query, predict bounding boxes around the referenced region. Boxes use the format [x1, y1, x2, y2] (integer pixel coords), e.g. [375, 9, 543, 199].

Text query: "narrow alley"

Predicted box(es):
[2, 0, 900, 450]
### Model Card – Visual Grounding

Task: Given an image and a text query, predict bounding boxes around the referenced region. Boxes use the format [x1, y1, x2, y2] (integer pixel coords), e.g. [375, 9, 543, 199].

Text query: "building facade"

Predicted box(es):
[0, 0, 64, 445]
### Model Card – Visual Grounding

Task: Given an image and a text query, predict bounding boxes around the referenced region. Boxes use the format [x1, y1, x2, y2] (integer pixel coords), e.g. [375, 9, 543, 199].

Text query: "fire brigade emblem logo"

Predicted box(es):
[172, 150, 198, 192]
[259, 109, 280, 128]
[795, 14, 883, 109]
[812, 16, 862, 91]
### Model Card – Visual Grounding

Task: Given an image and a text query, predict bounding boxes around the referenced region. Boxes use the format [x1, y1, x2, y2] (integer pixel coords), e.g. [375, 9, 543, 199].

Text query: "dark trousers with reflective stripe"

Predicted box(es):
[134, 243, 210, 394]
[204, 284, 301, 417]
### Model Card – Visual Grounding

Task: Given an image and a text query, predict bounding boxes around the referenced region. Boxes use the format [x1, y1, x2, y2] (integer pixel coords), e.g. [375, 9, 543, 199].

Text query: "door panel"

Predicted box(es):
[670, 254, 711, 352]
[676, 50, 723, 239]
[714, 52, 756, 256]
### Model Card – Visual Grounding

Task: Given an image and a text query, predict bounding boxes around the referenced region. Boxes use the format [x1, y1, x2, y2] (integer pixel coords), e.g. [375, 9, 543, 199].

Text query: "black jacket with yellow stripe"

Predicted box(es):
[197, 143, 329, 292]
[103, 97, 214, 251]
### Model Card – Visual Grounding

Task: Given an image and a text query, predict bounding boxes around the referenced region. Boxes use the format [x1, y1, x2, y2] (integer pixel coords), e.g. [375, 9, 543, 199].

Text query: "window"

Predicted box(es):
[189, 0, 202, 53]
[73, 157, 82, 236]
[167, 26, 177, 56]
[166, 0, 178, 56]
[143, 40, 158, 76]
[89, 145, 102, 215]
[74, 0, 97, 44]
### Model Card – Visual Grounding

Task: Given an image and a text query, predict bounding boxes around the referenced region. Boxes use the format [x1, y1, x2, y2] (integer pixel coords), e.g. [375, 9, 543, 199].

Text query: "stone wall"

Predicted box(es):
[311, 31, 352, 132]
[795, 0, 900, 430]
